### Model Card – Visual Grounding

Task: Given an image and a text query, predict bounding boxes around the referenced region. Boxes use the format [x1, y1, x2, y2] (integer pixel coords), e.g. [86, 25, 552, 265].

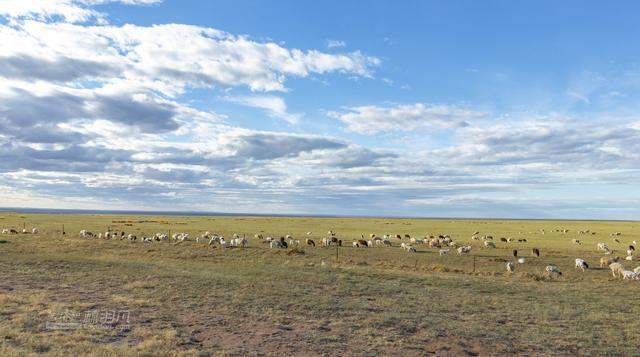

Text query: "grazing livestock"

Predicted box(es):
[270, 240, 284, 249]
[306, 239, 315, 247]
[626, 255, 634, 261]
[512, 249, 518, 257]
[506, 262, 515, 273]
[621, 270, 638, 280]
[483, 241, 496, 248]
[572, 239, 581, 245]
[457, 246, 472, 255]
[31, 228, 38, 234]
[597, 243, 609, 251]
[9, 229, 18, 234]
[517, 257, 526, 264]
[600, 256, 620, 268]
[439, 249, 450, 256]
[575, 259, 589, 272]
[500, 237, 508, 243]
[532, 248, 540, 257]
[353, 239, 368, 248]
[609, 262, 624, 278]
[545, 265, 562, 277]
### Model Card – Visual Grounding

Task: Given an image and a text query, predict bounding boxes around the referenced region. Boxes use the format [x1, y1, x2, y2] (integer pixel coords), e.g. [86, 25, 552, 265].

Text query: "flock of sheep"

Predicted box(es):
[3, 225, 638, 281]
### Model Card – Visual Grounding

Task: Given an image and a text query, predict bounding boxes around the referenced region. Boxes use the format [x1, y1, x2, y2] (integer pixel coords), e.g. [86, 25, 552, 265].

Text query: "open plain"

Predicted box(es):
[1, 212, 640, 356]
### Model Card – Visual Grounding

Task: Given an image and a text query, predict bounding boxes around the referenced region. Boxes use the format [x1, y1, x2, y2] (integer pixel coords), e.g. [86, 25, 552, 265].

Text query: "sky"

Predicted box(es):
[0, 0, 639, 219]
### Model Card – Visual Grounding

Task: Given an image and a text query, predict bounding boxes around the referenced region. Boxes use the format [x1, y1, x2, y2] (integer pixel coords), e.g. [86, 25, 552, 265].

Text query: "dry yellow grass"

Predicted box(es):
[1, 212, 639, 355]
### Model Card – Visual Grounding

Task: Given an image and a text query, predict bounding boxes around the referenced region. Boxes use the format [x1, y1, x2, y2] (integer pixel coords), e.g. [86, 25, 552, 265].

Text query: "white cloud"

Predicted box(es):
[0, 0, 161, 24]
[224, 95, 301, 124]
[329, 103, 485, 135]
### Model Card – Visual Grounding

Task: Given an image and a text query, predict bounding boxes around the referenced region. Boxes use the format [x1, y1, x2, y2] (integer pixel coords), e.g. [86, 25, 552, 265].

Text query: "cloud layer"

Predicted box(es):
[0, 1, 638, 219]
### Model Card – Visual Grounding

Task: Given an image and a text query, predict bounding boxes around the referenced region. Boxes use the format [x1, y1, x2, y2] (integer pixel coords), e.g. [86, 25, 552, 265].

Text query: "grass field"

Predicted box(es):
[1, 212, 639, 355]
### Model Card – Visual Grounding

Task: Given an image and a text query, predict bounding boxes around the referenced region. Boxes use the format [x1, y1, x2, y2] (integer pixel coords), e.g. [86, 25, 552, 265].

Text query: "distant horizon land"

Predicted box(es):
[0, 207, 636, 223]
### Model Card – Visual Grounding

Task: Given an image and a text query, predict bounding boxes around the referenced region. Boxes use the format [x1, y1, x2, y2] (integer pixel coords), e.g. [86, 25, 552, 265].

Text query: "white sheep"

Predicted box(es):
[609, 262, 624, 278]
[31, 228, 38, 234]
[270, 240, 284, 249]
[483, 241, 496, 248]
[621, 270, 638, 280]
[439, 248, 450, 256]
[545, 265, 562, 276]
[456, 246, 471, 255]
[575, 258, 589, 272]
[506, 262, 515, 273]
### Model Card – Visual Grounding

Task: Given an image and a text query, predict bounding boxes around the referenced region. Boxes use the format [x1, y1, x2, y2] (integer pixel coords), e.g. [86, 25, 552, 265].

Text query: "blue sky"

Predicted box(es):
[0, 0, 639, 219]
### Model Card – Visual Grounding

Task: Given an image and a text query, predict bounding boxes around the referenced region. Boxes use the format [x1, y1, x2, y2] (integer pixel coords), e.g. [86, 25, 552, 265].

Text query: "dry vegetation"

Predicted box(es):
[1, 212, 640, 355]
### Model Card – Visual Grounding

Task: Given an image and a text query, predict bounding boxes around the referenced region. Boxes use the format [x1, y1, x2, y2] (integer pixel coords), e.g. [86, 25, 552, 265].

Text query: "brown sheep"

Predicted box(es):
[355, 239, 368, 247]
[600, 256, 620, 268]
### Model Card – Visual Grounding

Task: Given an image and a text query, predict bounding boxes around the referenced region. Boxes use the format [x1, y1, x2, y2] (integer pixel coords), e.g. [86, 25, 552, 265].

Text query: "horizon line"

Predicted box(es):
[0, 207, 637, 223]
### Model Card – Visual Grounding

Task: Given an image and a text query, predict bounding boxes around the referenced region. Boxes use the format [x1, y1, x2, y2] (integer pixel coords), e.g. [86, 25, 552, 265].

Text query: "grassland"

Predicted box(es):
[1, 212, 639, 356]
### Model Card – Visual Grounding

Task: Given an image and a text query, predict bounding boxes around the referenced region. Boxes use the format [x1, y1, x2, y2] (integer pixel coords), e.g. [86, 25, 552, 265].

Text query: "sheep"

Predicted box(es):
[407, 246, 417, 253]
[626, 255, 634, 261]
[506, 262, 515, 273]
[545, 265, 562, 277]
[634, 266, 640, 275]
[457, 246, 472, 255]
[483, 241, 496, 248]
[609, 262, 624, 278]
[353, 239, 368, 248]
[572, 239, 581, 245]
[597, 243, 609, 251]
[600, 256, 620, 268]
[575, 258, 589, 272]
[532, 248, 540, 257]
[306, 231, 312, 236]
[270, 240, 284, 249]
[621, 270, 638, 280]
[428, 239, 441, 248]
[31, 228, 38, 234]
[517, 257, 526, 264]
[306, 239, 316, 247]
[382, 240, 392, 247]
[439, 248, 450, 256]
[79, 230, 94, 238]
[322, 237, 337, 246]
[279, 237, 288, 248]
[499, 237, 507, 242]
[254, 234, 264, 240]
[512, 249, 518, 257]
